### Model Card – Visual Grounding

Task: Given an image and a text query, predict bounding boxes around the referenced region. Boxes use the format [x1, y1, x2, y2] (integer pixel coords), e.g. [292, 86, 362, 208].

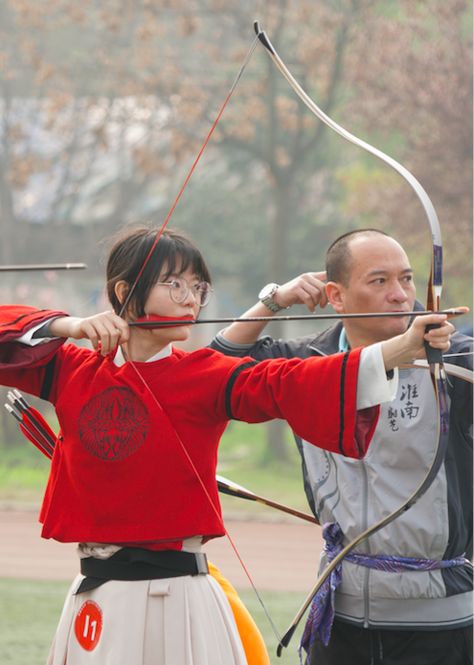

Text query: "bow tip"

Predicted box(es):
[276, 624, 296, 656]
[253, 20, 275, 54]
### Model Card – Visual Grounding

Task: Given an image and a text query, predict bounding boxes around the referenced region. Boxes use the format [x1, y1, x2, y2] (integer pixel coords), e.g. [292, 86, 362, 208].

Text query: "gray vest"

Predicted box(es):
[301, 367, 472, 628]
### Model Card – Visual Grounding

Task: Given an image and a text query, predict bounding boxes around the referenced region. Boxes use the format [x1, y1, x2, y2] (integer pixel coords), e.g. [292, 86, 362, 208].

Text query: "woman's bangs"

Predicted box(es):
[160, 240, 211, 284]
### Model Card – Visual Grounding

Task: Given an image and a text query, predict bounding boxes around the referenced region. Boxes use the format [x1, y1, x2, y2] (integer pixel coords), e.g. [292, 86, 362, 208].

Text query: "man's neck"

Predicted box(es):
[343, 326, 385, 350]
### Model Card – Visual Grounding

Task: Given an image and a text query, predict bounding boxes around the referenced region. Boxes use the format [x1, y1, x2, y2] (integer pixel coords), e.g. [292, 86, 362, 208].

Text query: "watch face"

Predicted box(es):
[259, 283, 278, 299]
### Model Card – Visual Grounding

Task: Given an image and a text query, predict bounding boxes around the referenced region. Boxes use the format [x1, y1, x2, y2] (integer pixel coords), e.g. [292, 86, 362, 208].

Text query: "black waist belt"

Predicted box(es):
[75, 547, 209, 594]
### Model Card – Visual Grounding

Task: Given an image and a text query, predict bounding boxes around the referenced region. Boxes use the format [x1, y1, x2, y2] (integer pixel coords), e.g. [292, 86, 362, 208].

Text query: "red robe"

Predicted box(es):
[0, 305, 378, 546]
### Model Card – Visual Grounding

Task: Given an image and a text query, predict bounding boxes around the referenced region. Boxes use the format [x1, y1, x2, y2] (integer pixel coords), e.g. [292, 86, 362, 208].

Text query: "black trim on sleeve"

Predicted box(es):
[1, 309, 51, 328]
[40, 356, 57, 400]
[338, 351, 350, 455]
[3, 313, 34, 327]
[225, 360, 258, 419]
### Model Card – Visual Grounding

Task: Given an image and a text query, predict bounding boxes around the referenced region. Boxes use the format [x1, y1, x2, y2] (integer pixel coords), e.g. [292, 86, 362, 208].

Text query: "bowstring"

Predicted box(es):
[118, 34, 259, 318]
[118, 32, 283, 643]
[127, 360, 283, 644]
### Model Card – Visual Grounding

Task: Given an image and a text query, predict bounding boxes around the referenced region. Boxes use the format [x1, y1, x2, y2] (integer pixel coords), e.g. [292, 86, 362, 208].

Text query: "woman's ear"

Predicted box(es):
[326, 281, 345, 313]
[114, 280, 129, 307]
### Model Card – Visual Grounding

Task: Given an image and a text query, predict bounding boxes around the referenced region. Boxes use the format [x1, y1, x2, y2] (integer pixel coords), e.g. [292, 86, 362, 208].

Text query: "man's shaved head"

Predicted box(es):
[326, 229, 391, 285]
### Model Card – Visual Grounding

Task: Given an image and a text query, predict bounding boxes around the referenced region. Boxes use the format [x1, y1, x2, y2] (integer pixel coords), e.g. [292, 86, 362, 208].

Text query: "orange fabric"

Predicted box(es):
[208, 562, 270, 665]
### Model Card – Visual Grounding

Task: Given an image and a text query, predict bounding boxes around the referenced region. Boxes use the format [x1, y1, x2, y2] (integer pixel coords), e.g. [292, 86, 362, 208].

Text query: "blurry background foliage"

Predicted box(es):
[0, 0, 472, 462]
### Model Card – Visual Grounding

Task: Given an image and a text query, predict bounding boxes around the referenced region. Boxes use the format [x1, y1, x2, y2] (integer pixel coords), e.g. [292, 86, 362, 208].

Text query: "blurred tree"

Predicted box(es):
[341, 0, 473, 308]
[0, 0, 471, 459]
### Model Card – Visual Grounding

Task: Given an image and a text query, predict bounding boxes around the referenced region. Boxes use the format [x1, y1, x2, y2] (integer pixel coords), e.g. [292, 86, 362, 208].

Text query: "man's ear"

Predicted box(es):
[326, 281, 345, 313]
[114, 280, 129, 306]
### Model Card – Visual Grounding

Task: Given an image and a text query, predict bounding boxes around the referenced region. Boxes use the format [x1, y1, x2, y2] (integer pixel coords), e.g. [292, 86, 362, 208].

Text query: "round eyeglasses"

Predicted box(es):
[155, 277, 213, 307]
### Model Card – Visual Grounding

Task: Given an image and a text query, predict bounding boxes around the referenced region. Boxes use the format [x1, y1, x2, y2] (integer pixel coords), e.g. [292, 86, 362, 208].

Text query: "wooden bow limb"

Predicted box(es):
[217, 474, 318, 524]
[252, 19, 457, 658]
[0, 263, 87, 271]
[401, 360, 473, 384]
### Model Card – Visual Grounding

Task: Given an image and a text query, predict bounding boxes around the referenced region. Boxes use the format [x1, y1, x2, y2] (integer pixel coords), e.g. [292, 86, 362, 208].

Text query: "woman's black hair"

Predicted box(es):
[106, 225, 211, 317]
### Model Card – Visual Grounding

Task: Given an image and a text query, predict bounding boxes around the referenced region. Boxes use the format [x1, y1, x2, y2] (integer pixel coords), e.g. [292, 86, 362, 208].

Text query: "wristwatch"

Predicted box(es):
[258, 283, 284, 313]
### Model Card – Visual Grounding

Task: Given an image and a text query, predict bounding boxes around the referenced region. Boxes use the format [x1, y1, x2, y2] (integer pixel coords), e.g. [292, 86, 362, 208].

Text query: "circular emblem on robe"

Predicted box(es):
[74, 600, 103, 651]
[78, 386, 150, 461]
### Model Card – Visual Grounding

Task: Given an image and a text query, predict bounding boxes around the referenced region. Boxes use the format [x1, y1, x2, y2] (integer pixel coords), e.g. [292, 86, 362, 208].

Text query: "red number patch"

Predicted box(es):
[74, 600, 103, 651]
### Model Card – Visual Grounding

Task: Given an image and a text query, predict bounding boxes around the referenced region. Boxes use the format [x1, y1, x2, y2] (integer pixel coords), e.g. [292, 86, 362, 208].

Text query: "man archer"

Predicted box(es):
[211, 228, 473, 665]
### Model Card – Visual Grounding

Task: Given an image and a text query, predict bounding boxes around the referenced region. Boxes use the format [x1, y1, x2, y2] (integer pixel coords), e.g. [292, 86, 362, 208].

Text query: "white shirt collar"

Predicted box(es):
[113, 343, 173, 367]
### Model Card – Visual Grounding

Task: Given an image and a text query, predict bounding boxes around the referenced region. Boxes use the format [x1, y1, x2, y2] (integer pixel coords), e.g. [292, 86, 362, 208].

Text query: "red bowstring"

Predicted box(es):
[119, 35, 259, 318]
[127, 359, 282, 642]
[118, 34, 282, 642]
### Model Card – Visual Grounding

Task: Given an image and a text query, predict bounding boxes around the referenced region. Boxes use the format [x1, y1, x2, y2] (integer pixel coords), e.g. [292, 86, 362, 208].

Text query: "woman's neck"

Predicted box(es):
[123, 333, 170, 362]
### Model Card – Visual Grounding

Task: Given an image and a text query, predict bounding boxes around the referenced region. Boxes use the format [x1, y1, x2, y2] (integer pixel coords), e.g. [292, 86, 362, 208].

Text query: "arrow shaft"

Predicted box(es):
[129, 309, 465, 327]
[217, 478, 318, 524]
[0, 263, 86, 271]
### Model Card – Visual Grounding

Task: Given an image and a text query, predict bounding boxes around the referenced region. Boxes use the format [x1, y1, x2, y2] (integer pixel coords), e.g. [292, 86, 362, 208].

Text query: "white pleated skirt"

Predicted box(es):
[47, 573, 248, 665]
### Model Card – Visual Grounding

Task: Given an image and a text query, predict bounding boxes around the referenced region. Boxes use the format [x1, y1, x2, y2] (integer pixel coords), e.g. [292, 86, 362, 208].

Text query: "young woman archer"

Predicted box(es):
[0, 225, 453, 665]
